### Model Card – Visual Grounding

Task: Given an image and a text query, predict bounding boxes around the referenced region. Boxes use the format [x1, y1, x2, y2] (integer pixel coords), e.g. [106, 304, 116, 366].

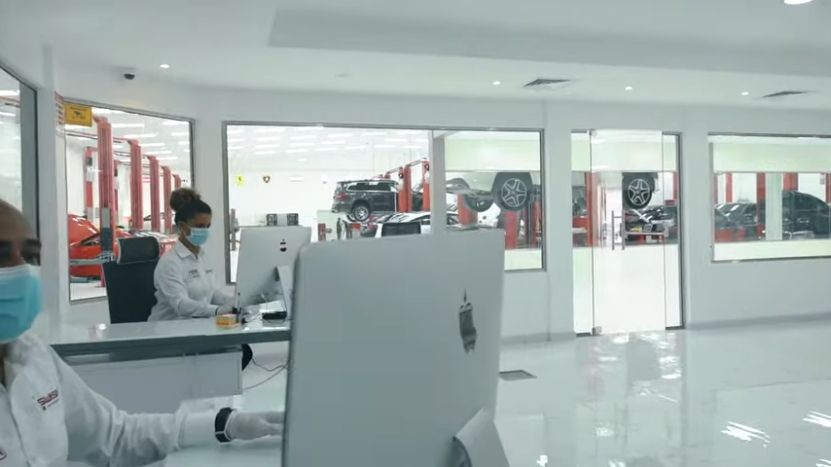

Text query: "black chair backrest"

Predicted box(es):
[103, 237, 161, 324]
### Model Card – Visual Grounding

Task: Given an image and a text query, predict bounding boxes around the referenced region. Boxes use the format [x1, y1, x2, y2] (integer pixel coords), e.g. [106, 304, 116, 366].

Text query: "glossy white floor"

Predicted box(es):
[171, 320, 831, 466]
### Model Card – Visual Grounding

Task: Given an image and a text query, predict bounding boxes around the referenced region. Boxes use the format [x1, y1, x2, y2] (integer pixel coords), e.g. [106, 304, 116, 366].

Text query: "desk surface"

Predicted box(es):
[51, 317, 291, 356]
[168, 438, 282, 466]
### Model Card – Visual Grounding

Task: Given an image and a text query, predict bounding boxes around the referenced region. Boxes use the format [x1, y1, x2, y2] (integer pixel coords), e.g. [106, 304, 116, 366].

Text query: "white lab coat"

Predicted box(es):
[0, 332, 215, 467]
[148, 241, 234, 321]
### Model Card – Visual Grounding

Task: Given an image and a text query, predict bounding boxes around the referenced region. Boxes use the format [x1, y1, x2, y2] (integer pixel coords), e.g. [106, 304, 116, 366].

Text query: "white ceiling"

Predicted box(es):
[2, 0, 831, 109]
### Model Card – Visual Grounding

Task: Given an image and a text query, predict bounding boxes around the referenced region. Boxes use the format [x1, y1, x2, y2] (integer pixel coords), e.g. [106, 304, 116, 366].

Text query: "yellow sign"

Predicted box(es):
[64, 103, 93, 127]
[235, 174, 244, 187]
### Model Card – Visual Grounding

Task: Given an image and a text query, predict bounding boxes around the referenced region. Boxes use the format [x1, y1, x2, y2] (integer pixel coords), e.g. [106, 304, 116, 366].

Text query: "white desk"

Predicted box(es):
[50, 318, 291, 414]
[167, 439, 282, 466]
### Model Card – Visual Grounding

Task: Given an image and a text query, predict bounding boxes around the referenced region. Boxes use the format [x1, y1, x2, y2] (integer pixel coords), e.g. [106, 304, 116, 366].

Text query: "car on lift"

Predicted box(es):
[449, 171, 658, 213]
[331, 179, 426, 223]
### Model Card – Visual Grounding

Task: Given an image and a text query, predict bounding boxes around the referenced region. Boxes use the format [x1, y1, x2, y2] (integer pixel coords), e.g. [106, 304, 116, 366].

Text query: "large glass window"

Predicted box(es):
[0, 66, 36, 226]
[711, 134, 831, 261]
[442, 130, 544, 271]
[66, 105, 192, 301]
[224, 125, 543, 282]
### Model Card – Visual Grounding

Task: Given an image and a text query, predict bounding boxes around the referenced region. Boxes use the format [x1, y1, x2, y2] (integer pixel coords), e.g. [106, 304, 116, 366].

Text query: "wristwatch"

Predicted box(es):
[214, 407, 235, 443]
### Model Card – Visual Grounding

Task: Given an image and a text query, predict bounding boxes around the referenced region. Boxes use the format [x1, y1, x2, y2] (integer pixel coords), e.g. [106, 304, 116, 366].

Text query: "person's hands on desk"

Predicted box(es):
[214, 408, 284, 442]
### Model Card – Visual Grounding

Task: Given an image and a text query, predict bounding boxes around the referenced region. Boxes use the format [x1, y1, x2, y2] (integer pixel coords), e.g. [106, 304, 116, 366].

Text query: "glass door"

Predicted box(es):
[586, 130, 681, 334]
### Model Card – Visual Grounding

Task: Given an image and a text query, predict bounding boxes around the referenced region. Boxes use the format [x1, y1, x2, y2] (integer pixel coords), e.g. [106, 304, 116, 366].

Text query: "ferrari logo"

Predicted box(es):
[263, 175, 271, 184]
[234, 174, 244, 187]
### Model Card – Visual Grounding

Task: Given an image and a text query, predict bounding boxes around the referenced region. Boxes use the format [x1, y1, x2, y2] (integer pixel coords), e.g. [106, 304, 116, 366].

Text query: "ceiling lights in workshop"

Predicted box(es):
[290, 135, 316, 140]
[171, 131, 189, 136]
[492, 81, 501, 86]
[162, 121, 188, 127]
[0, 90, 19, 97]
[363, 131, 386, 136]
[624, 86, 633, 91]
[741, 91, 750, 96]
[160, 64, 170, 69]
[784, 0, 814, 4]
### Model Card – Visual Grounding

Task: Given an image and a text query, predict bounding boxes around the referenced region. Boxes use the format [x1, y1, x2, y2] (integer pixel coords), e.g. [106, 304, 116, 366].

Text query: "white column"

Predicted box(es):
[765, 173, 784, 240]
[543, 105, 574, 336]
[192, 115, 228, 282]
[37, 46, 70, 327]
[428, 132, 447, 233]
[679, 117, 711, 325]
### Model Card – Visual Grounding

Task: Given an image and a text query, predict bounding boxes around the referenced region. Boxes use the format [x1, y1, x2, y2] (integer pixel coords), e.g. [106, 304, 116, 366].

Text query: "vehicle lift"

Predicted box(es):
[376, 159, 431, 214]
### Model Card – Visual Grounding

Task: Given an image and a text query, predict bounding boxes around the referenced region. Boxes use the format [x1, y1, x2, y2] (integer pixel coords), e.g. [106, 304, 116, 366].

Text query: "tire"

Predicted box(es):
[623, 173, 655, 209]
[463, 196, 494, 212]
[350, 203, 371, 222]
[492, 173, 532, 211]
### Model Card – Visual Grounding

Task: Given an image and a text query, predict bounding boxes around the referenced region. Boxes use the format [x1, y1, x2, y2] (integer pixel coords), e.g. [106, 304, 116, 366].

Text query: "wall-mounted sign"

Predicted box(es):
[64, 102, 93, 127]
[235, 174, 244, 186]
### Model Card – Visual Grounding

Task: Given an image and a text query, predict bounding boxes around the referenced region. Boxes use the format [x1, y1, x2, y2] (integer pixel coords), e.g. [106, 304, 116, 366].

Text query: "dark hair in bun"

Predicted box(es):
[170, 187, 212, 225]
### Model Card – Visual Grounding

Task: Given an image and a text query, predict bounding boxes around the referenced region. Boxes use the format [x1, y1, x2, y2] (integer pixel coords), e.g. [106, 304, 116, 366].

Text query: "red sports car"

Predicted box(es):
[68, 215, 176, 279]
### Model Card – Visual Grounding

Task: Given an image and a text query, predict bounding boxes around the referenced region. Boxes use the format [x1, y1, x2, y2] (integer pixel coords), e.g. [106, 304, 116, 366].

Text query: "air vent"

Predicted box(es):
[523, 78, 572, 91]
[762, 90, 811, 99]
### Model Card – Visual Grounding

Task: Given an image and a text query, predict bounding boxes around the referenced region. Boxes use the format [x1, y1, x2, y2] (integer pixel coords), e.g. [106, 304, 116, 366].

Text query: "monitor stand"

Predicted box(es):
[452, 408, 509, 467]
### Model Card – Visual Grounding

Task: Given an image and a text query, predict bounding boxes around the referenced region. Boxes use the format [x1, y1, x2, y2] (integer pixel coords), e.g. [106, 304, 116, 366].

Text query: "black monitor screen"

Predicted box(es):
[381, 222, 421, 237]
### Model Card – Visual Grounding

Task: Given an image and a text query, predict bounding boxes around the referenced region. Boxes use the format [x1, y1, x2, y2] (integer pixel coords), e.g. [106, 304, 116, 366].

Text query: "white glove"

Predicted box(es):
[216, 305, 234, 316]
[225, 411, 285, 441]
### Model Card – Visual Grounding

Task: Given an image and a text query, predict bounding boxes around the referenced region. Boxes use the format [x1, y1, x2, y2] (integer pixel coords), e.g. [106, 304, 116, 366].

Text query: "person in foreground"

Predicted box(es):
[147, 188, 253, 369]
[0, 200, 282, 466]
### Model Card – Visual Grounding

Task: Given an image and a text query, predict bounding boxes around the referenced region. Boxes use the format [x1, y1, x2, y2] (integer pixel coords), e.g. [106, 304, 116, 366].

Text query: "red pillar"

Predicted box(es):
[95, 118, 116, 256]
[397, 166, 412, 212]
[162, 166, 173, 233]
[174, 174, 182, 189]
[756, 173, 766, 238]
[457, 195, 477, 225]
[113, 162, 119, 225]
[672, 172, 679, 201]
[148, 156, 161, 232]
[725, 174, 733, 203]
[128, 141, 144, 230]
[421, 160, 430, 211]
[826, 174, 831, 202]
[713, 175, 719, 202]
[83, 147, 94, 219]
[503, 211, 519, 249]
[783, 173, 798, 191]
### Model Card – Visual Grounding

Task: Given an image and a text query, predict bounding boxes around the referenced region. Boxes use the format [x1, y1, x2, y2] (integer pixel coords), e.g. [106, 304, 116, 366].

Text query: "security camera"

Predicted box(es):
[121, 68, 137, 81]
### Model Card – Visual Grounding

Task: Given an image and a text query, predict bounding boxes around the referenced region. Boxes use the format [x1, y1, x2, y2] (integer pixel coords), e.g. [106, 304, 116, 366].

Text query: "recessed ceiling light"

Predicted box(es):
[784, 0, 814, 4]
[287, 149, 308, 153]
[255, 151, 276, 155]
[290, 142, 315, 147]
[0, 90, 19, 97]
[322, 140, 344, 145]
[297, 158, 308, 162]
[170, 131, 189, 136]
[493, 81, 502, 86]
[315, 147, 336, 152]
[178, 141, 190, 146]
[346, 146, 365, 150]
[160, 64, 170, 69]
[625, 86, 633, 91]
[228, 146, 243, 151]
[329, 133, 354, 138]
[141, 143, 165, 147]
[363, 132, 387, 136]
[227, 129, 243, 135]
[403, 145, 422, 149]
[255, 144, 280, 149]
[257, 136, 281, 141]
[123, 134, 157, 139]
[162, 121, 188, 126]
[385, 138, 407, 142]
[256, 128, 283, 133]
[741, 91, 750, 96]
[290, 135, 317, 140]
[227, 139, 244, 143]
[375, 144, 396, 148]
[111, 123, 144, 128]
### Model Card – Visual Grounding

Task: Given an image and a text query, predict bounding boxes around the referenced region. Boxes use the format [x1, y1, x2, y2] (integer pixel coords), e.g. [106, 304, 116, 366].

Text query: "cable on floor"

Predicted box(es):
[244, 364, 287, 391]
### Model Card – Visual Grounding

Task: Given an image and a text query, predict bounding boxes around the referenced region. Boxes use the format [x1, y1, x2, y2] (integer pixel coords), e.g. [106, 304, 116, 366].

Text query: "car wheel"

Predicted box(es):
[351, 203, 371, 222]
[463, 195, 494, 212]
[492, 173, 532, 211]
[622, 173, 655, 209]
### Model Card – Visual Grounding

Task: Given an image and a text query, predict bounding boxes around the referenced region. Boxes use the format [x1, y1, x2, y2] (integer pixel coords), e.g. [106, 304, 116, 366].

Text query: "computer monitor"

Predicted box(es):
[234, 226, 311, 310]
[283, 230, 507, 467]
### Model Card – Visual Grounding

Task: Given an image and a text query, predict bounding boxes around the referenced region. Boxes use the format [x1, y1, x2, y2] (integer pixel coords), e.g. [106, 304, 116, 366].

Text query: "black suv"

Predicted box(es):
[332, 180, 425, 222]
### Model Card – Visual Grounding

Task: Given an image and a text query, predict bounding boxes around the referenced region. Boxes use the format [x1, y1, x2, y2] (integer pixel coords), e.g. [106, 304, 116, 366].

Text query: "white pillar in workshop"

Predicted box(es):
[765, 173, 784, 241]
[36, 45, 70, 329]
[191, 116, 228, 282]
[428, 131, 447, 234]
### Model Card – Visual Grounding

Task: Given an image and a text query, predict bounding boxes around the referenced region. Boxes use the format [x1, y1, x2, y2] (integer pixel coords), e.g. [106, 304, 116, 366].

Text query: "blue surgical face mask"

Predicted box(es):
[0, 265, 42, 343]
[186, 227, 210, 247]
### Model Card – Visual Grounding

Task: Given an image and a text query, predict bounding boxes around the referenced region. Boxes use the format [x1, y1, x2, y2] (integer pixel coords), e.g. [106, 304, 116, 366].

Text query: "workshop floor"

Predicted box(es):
[235, 320, 831, 467]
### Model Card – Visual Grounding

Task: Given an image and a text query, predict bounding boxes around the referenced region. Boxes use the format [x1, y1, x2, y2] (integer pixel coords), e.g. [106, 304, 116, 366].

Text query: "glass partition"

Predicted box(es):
[223, 124, 544, 282]
[66, 105, 192, 301]
[0, 65, 36, 226]
[711, 134, 831, 261]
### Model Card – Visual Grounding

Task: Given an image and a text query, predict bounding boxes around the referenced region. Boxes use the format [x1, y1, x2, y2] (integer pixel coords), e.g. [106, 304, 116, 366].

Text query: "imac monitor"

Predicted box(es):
[283, 230, 506, 467]
[234, 226, 311, 310]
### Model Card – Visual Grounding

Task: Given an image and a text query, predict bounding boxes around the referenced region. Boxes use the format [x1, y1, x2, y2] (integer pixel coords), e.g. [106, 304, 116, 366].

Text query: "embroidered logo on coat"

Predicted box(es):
[37, 389, 60, 411]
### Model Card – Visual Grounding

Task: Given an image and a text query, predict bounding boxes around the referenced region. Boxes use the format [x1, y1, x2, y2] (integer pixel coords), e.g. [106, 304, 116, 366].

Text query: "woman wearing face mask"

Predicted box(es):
[148, 188, 235, 322]
[0, 199, 282, 466]
[149, 188, 254, 369]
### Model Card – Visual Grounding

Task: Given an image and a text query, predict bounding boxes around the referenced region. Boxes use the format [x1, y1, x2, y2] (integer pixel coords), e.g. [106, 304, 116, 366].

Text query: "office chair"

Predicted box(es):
[102, 236, 161, 324]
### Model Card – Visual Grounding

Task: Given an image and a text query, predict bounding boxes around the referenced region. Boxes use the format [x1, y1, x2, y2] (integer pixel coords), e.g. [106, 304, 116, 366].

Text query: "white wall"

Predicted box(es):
[11, 53, 831, 336]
